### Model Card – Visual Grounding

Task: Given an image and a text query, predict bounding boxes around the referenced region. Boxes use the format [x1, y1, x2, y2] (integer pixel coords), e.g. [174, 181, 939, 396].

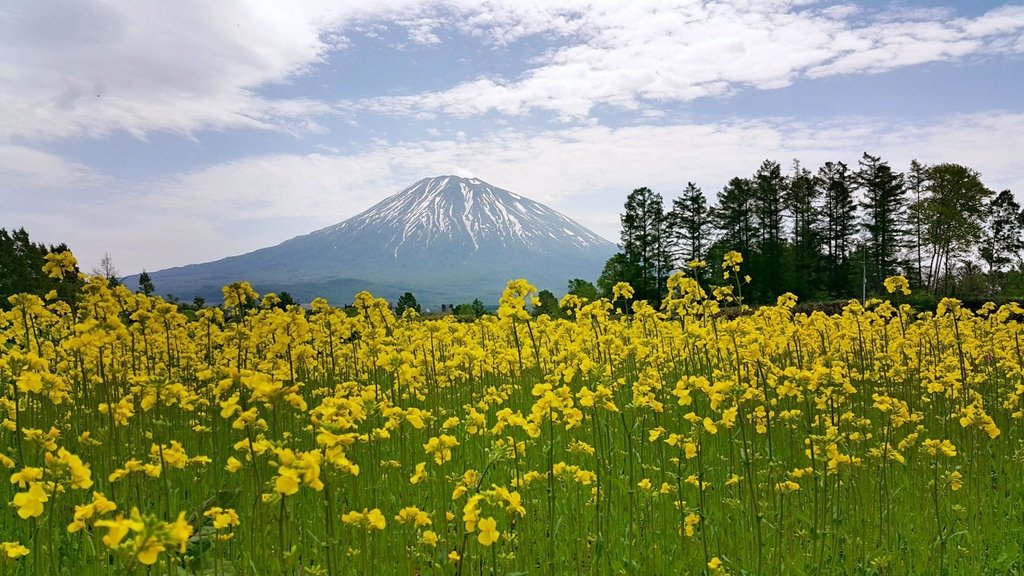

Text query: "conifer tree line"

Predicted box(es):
[0, 227, 84, 309]
[601, 153, 1024, 305]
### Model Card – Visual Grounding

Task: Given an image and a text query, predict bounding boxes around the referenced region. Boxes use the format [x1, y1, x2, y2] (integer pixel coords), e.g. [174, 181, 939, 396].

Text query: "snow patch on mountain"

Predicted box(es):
[318, 176, 613, 258]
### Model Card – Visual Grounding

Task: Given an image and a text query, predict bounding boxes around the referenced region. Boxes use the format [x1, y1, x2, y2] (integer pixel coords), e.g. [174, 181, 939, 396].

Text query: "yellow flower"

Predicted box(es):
[702, 417, 718, 435]
[166, 512, 193, 552]
[365, 509, 386, 530]
[135, 538, 164, 565]
[612, 282, 635, 301]
[274, 468, 300, 496]
[13, 482, 49, 519]
[95, 514, 143, 548]
[2, 542, 29, 559]
[410, 462, 428, 485]
[10, 467, 44, 488]
[204, 507, 240, 530]
[419, 530, 438, 547]
[882, 275, 911, 295]
[684, 512, 700, 537]
[476, 517, 499, 546]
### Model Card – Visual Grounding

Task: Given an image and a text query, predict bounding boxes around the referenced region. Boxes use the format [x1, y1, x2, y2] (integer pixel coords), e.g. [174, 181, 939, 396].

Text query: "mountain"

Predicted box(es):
[131, 176, 618, 306]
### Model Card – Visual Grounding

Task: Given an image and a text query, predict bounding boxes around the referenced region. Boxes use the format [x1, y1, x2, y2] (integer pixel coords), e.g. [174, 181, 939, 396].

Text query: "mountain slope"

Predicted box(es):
[135, 176, 617, 306]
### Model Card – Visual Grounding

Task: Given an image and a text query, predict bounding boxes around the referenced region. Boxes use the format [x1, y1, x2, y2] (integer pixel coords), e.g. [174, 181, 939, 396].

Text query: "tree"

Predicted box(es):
[93, 252, 120, 288]
[856, 153, 906, 292]
[712, 177, 756, 264]
[277, 291, 298, 309]
[597, 253, 629, 299]
[785, 161, 821, 299]
[0, 228, 82, 309]
[471, 298, 487, 317]
[532, 289, 561, 317]
[979, 190, 1024, 275]
[138, 270, 155, 295]
[620, 187, 673, 302]
[816, 161, 857, 297]
[396, 292, 421, 315]
[668, 182, 711, 276]
[917, 163, 992, 294]
[752, 160, 787, 300]
[904, 160, 929, 288]
[566, 278, 598, 301]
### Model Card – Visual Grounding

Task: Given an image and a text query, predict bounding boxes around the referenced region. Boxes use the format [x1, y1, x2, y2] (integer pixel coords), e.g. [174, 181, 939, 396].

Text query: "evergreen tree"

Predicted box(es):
[668, 182, 711, 278]
[620, 187, 672, 302]
[138, 270, 155, 295]
[785, 161, 821, 299]
[979, 190, 1024, 275]
[0, 228, 81, 309]
[395, 292, 421, 315]
[470, 298, 487, 317]
[712, 177, 756, 261]
[904, 160, 929, 288]
[753, 160, 787, 300]
[816, 161, 858, 297]
[856, 153, 906, 292]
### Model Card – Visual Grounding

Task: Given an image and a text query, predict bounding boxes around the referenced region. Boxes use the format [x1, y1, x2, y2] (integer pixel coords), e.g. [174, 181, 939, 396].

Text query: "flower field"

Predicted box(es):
[2, 252, 1023, 575]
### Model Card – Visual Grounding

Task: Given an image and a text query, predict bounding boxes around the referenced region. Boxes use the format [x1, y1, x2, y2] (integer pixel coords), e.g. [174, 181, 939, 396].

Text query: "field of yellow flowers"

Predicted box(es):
[2, 251, 1023, 575]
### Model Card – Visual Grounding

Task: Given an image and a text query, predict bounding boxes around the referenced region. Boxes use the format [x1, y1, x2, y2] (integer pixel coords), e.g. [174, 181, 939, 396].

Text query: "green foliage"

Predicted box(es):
[566, 278, 598, 301]
[620, 187, 673, 303]
[531, 289, 562, 318]
[0, 227, 83, 310]
[138, 270, 155, 295]
[395, 291, 421, 315]
[597, 253, 628, 299]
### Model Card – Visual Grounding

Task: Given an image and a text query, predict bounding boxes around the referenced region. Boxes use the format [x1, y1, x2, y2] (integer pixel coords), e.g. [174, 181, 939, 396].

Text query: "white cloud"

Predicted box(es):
[4, 1, 1021, 144]
[0, 145, 110, 191]
[345, 3, 1024, 119]
[0, 0, 435, 142]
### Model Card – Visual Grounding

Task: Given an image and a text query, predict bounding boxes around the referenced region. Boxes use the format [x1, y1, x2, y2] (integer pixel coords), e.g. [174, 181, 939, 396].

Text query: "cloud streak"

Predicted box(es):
[343, 3, 1024, 120]
[3, 2, 1022, 143]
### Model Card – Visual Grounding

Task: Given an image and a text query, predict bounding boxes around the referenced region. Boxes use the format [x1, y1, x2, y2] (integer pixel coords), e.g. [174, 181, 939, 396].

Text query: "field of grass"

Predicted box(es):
[2, 252, 1023, 575]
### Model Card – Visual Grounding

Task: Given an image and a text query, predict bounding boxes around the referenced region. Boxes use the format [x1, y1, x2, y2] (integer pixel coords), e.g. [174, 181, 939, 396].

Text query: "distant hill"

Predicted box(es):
[127, 176, 617, 306]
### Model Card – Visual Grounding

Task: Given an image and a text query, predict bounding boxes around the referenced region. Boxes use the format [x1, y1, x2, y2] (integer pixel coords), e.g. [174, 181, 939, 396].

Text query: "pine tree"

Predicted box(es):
[856, 153, 906, 292]
[712, 177, 756, 260]
[815, 161, 857, 297]
[904, 160, 929, 288]
[620, 187, 672, 302]
[753, 160, 787, 300]
[979, 190, 1024, 275]
[785, 161, 821, 299]
[396, 292, 421, 315]
[138, 270, 155, 296]
[667, 182, 711, 278]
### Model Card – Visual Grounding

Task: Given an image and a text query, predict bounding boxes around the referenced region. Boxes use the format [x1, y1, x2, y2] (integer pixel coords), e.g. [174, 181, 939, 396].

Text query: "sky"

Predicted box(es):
[2, 0, 1023, 276]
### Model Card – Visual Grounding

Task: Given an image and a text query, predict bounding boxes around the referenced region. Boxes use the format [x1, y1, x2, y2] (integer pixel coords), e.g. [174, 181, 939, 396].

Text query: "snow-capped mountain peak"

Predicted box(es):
[137, 175, 616, 306]
[322, 175, 613, 257]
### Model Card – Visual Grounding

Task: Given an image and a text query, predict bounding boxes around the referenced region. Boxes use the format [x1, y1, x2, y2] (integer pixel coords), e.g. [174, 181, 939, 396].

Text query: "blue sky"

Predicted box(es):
[2, 0, 1022, 275]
